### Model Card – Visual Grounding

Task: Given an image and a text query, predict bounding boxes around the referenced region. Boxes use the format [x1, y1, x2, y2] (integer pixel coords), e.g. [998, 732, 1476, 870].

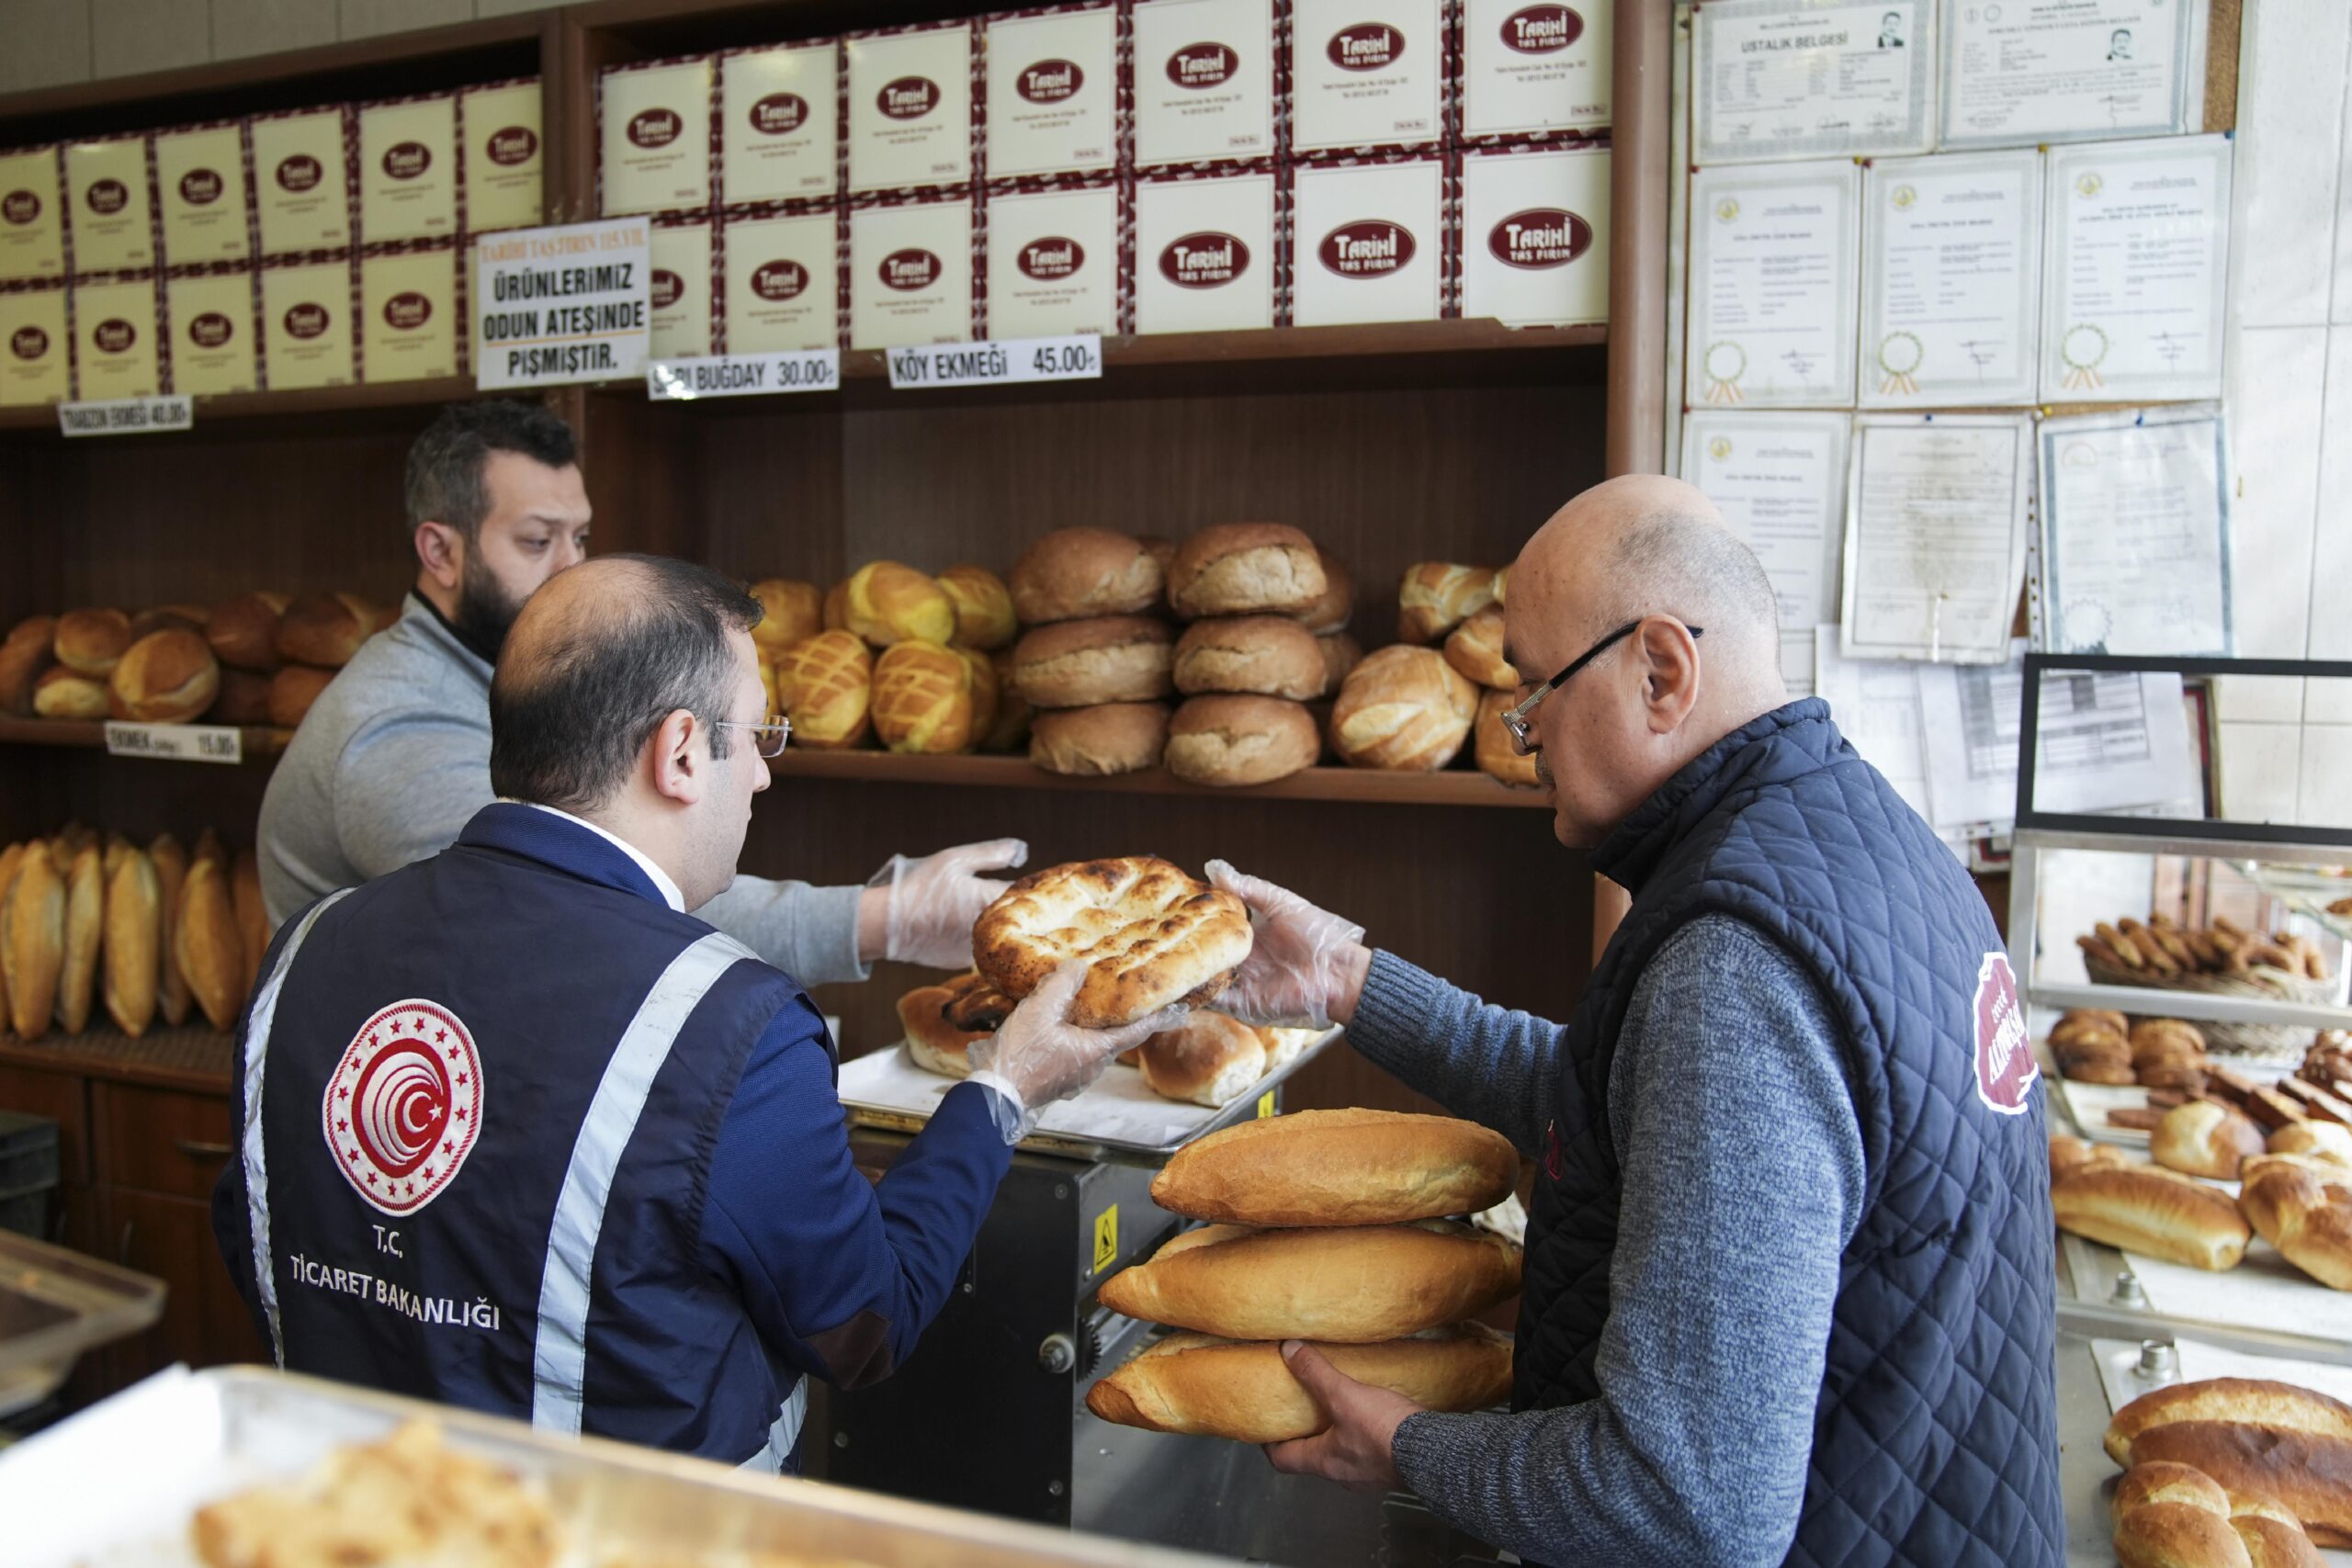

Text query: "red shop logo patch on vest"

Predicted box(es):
[324, 998, 484, 1215]
[1972, 951, 2036, 1115]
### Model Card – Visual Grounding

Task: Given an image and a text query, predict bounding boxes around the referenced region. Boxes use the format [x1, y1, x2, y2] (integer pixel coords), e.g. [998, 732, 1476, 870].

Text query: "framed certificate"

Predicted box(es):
[2038, 405, 2231, 657]
[1680, 410, 1851, 693]
[1840, 412, 2033, 665]
[1942, 0, 2201, 151]
[1691, 0, 1935, 164]
[1859, 148, 2042, 409]
[1686, 159, 1860, 408]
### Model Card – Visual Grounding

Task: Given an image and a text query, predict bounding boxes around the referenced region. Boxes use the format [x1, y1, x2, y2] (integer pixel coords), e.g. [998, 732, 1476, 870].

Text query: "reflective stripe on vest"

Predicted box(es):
[530, 931, 756, 1438]
[240, 887, 356, 1368]
[738, 1379, 809, 1474]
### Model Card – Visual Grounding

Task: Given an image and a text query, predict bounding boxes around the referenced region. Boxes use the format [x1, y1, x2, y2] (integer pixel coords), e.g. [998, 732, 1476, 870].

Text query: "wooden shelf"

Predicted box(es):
[0, 1024, 233, 1095]
[0, 716, 294, 758]
[0, 377, 490, 435]
[768, 749, 1551, 809]
[842, 319, 1605, 379]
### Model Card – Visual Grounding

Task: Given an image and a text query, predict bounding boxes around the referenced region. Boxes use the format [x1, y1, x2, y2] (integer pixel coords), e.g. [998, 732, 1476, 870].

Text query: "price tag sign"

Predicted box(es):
[647, 349, 841, 400]
[885, 333, 1102, 391]
[103, 722, 243, 764]
[58, 395, 194, 437]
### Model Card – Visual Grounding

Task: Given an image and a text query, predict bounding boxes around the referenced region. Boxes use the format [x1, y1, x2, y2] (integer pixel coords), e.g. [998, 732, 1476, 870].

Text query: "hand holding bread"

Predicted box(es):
[973, 855, 1251, 1027]
[967, 960, 1186, 1133]
[1200, 860, 1365, 1030]
[871, 838, 1029, 970]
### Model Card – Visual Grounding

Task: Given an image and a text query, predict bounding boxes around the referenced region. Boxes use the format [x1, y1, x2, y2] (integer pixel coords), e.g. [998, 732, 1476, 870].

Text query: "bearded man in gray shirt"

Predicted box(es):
[1206, 476, 2062, 1567]
[260, 400, 1015, 982]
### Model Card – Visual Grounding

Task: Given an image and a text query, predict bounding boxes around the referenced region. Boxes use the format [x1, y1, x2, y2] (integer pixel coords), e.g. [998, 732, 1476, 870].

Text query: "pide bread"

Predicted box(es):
[1330, 645, 1478, 772]
[33, 666, 109, 720]
[1168, 524, 1326, 619]
[973, 855, 1251, 1028]
[1443, 606, 1519, 690]
[871, 640, 975, 754]
[845, 560, 956, 648]
[1474, 690, 1541, 788]
[1136, 1011, 1268, 1107]
[276, 593, 378, 668]
[3, 844, 63, 1039]
[1011, 527, 1165, 623]
[2052, 1163, 2251, 1270]
[0, 615, 56, 715]
[104, 847, 160, 1037]
[267, 665, 335, 729]
[1173, 615, 1326, 700]
[1296, 549, 1353, 635]
[1165, 695, 1320, 787]
[54, 608, 133, 676]
[1012, 615, 1175, 708]
[57, 844, 101, 1034]
[110, 629, 221, 723]
[1098, 1219, 1522, 1342]
[776, 630, 872, 750]
[2154, 1100, 2269, 1181]
[936, 564, 1018, 650]
[1083, 1324, 1512, 1444]
[1029, 702, 1169, 776]
[2239, 1159, 2352, 1291]
[1397, 563, 1498, 644]
[1152, 1108, 1521, 1227]
[206, 592, 288, 673]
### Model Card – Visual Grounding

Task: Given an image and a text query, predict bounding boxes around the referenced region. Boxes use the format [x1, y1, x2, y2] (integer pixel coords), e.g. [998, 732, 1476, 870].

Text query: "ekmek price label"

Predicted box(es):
[647, 349, 840, 400]
[58, 396, 194, 436]
[103, 722, 243, 764]
[886, 333, 1102, 390]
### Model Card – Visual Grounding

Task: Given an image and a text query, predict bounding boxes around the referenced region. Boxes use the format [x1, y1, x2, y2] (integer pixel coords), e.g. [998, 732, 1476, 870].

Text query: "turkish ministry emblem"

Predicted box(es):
[1971, 952, 2037, 1116]
[323, 998, 484, 1215]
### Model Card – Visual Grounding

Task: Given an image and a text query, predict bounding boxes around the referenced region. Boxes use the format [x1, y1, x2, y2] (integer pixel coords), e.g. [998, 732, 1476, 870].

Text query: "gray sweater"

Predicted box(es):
[256, 596, 869, 985]
[1348, 915, 1865, 1568]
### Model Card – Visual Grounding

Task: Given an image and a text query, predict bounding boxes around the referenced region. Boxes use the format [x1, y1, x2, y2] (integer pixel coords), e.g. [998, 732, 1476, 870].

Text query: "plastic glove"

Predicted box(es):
[870, 838, 1029, 969]
[967, 962, 1185, 1143]
[1204, 860, 1366, 1029]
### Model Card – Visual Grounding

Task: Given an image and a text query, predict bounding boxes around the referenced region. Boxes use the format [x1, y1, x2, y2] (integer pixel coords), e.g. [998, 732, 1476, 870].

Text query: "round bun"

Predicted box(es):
[2270, 1122, 2352, 1164]
[1168, 524, 1326, 619]
[276, 593, 377, 668]
[1295, 549, 1352, 635]
[899, 979, 995, 1078]
[1165, 695, 1320, 786]
[1397, 563, 1498, 644]
[776, 630, 872, 750]
[53, 608, 132, 677]
[973, 855, 1252, 1028]
[266, 664, 336, 729]
[109, 630, 221, 723]
[206, 592, 289, 673]
[0, 615, 57, 716]
[1444, 606, 1519, 690]
[1173, 615, 1326, 700]
[1137, 1011, 1269, 1107]
[1012, 615, 1175, 708]
[749, 579, 823, 654]
[871, 639, 975, 753]
[1330, 645, 1478, 772]
[32, 666, 109, 720]
[936, 564, 1018, 650]
[207, 668, 274, 726]
[1010, 527, 1164, 624]
[844, 561, 956, 648]
[980, 649, 1033, 753]
[1317, 631, 1363, 698]
[128, 605, 207, 642]
[1474, 690, 1541, 788]
[1030, 701, 1170, 776]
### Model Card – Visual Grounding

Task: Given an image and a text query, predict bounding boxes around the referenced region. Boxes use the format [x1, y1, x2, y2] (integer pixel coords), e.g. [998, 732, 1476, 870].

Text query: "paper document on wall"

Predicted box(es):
[1681, 412, 1849, 694]
[1813, 626, 1928, 818]
[1840, 413, 2032, 664]
[2037, 406, 2231, 656]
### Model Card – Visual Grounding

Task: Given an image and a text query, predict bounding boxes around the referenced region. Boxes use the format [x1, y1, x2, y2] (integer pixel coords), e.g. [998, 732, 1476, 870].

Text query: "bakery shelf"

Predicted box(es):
[767, 749, 1552, 809]
[841, 320, 1606, 380]
[0, 377, 489, 435]
[0, 716, 294, 759]
[0, 1024, 234, 1096]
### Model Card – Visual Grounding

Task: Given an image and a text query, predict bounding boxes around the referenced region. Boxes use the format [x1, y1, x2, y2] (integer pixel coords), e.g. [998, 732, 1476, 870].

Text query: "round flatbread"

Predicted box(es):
[973, 856, 1252, 1028]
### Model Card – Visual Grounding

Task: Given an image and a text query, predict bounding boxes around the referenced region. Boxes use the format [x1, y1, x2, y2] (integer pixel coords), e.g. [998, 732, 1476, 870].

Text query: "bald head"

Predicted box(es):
[1517, 475, 1780, 669]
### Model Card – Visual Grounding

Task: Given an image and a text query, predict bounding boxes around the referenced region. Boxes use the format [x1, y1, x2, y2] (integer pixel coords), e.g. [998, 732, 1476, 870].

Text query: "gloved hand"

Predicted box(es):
[1204, 861, 1366, 1029]
[870, 839, 1029, 969]
[967, 962, 1184, 1143]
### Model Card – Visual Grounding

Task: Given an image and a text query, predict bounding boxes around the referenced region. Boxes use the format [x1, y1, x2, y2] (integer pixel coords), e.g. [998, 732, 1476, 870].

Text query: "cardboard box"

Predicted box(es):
[722, 44, 841, 205]
[1460, 0, 1611, 140]
[983, 6, 1121, 180]
[650, 218, 715, 357]
[602, 57, 715, 216]
[984, 180, 1121, 339]
[362, 245, 459, 382]
[1290, 155, 1444, 326]
[165, 268, 258, 395]
[846, 23, 975, 195]
[722, 207, 840, 353]
[65, 138, 155, 273]
[253, 108, 353, 254]
[261, 256, 356, 389]
[1290, 0, 1442, 153]
[72, 275, 162, 398]
[0, 147, 65, 282]
[358, 95, 458, 243]
[0, 284, 70, 404]
[460, 80, 544, 234]
[1132, 0, 1278, 169]
[1132, 167, 1276, 333]
[849, 193, 974, 348]
[153, 125, 251, 265]
[1458, 142, 1609, 326]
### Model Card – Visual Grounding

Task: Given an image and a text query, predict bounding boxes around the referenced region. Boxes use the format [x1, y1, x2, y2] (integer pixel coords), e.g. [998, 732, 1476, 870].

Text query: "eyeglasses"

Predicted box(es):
[714, 716, 793, 759]
[1498, 618, 1703, 756]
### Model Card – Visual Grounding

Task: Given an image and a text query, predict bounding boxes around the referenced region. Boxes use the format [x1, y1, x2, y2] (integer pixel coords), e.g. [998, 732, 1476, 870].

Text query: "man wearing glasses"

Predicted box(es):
[216, 556, 1174, 1468]
[1204, 475, 2063, 1566]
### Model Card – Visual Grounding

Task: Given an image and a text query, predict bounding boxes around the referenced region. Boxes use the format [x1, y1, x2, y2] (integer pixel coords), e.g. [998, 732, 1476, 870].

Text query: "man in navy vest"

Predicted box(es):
[215, 555, 1175, 1471]
[1204, 476, 2063, 1566]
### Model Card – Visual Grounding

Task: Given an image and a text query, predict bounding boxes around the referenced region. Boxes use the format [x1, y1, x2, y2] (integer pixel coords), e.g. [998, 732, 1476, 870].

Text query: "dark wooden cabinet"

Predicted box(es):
[101, 1185, 266, 1385]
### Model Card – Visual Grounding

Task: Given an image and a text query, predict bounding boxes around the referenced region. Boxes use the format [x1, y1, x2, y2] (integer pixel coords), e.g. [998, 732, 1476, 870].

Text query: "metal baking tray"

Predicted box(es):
[0, 1364, 1236, 1568]
[839, 1027, 1343, 1164]
[0, 1230, 165, 1419]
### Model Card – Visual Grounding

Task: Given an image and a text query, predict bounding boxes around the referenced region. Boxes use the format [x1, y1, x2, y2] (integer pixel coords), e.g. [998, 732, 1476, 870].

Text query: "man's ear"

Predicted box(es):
[647, 707, 707, 806]
[1635, 618, 1703, 734]
[416, 521, 464, 591]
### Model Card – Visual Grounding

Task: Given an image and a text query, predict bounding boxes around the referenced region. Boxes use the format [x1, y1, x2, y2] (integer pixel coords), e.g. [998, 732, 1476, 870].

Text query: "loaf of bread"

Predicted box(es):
[51, 844, 99, 1034]
[2239, 1160, 2352, 1291]
[1027, 702, 1168, 775]
[2113, 1499, 2256, 1568]
[0, 615, 56, 715]
[128, 605, 206, 641]
[2049, 1164, 2252, 1270]
[871, 640, 975, 754]
[206, 592, 288, 673]
[844, 561, 956, 647]
[1397, 564, 1497, 644]
[2270, 1122, 2352, 1164]
[2108, 1380, 2352, 1468]
[973, 855, 1251, 1028]
[151, 833, 190, 1027]
[1443, 606, 1519, 690]
[936, 564, 1018, 651]
[956, 644, 999, 745]
[109, 629, 221, 724]
[54, 608, 132, 676]
[1136, 1011, 1268, 1107]
[1153, 1108, 1520, 1227]
[2233, 1514, 2327, 1568]
[1330, 645, 1478, 772]
[2050, 1134, 2132, 1179]
[2154, 1100, 2269, 1181]
[775, 630, 872, 750]
[1010, 527, 1165, 624]
[104, 848, 159, 1038]
[1165, 695, 1320, 787]
[0, 842, 19, 1026]
[1173, 615, 1326, 700]
[1084, 1324, 1512, 1444]
[33, 666, 109, 720]
[177, 855, 246, 1032]
[1099, 1220, 1521, 1342]
[1317, 631, 1363, 699]
[276, 593, 377, 668]
[1012, 615, 1175, 708]
[2115, 1461, 2235, 1523]
[2137, 1018, 2209, 1061]
[2127, 1424, 2352, 1546]
[2052, 1010, 2129, 1048]
[266, 665, 335, 729]
[1474, 690, 1541, 788]
[1168, 524, 1326, 619]
[3, 843, 62, 1039]
[748, 579, 822, 655]
[1295, 548, 1352, 635]
[207, 668, 274, 726]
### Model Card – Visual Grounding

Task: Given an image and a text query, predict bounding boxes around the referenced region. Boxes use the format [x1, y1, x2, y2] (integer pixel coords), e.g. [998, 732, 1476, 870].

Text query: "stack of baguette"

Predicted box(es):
[0, 823, 265, 1042]
[1160, 524, 1337, 787]
[2106, 1379, 2349, 1563]
[1087, 1109, 1522, 1443]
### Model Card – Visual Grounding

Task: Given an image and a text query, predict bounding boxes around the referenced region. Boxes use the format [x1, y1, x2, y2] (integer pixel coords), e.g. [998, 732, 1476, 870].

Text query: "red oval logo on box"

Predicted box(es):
[1159, 231, 1248, 288]
[2, 189, 40, 225]
[283, 302, 330, 340]
[93, 317, 137, 353]
[750, 93, 809, 136]
[1168, 42, 1239, 89]
[383, 290, 432, 330]
[628, 107, 683, 149]
[10, 325, 48, 359]
[1501, 4, 1580, 53]
[1319, 219, 1415, 277]
[1329, 24, 1403, 71]
[752, 259, 808, 301]
[86, 178, 129, 216]
[489, 127, 537, 165]
[878, 76, 940, 119]
[383, 141, 432, 180]
[1488, 207, 1590, 269]
[277, 154, 323, 193]
[187, 310, 235, 349]
[1018, 236, 1083, 281]
[179, 168, 224, 206]
[880, 248, 941, 291]
[1018, 59, 1084, 103]
[650, 268, 684, 309]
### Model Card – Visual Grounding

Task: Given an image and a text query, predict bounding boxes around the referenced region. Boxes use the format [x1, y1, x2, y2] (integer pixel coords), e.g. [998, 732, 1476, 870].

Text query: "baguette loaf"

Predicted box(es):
[177, 857, 245, 1032]
[1084, 1324, 1511, 1444]
[57, 844, 101, 1034]
[1151, 1108, 1520, 1226]
[2114, 1461, 2233, 1523]
[104, 848, 160, 1037]
[2, 844, 63, 1039]
[2128, 1423, 2352, 1545]
[0, 842, 18, 1027]
[150, 834, 190, 1027]
[2052, 1164, 2251, 1271]
[2108, 1380, 2352, 1467]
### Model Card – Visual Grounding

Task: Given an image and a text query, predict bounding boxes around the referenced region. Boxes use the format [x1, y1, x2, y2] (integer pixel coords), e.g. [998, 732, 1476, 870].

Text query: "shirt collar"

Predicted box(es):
[503, 800, 686, 911]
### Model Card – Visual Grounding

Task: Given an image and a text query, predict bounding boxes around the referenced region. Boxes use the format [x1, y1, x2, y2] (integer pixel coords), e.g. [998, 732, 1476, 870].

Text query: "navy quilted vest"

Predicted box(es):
[1518, 700, 2064, 1566]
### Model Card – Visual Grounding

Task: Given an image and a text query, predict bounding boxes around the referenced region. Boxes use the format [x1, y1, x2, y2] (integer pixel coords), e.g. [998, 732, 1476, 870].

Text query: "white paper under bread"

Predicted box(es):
[2116, 1235, 2352, 1343]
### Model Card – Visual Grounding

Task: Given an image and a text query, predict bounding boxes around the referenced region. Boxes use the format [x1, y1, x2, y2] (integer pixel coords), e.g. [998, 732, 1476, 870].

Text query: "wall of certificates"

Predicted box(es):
[1668, 0, 2233, 852]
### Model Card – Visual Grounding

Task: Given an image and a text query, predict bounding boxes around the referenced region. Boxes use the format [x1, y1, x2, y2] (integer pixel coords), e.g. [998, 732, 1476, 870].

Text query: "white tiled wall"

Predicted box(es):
[1, 0, 565, 90]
